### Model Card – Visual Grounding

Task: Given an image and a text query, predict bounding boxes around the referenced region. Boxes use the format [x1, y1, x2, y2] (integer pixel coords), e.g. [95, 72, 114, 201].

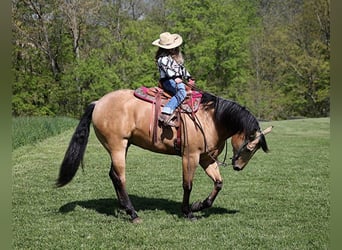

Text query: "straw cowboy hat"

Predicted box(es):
[152, 32, 183, 49]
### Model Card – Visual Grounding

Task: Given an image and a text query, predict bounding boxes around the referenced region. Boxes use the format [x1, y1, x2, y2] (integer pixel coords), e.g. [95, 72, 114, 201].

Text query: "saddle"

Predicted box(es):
[134, 86, 203, 154]
[134, 86, 202, 113]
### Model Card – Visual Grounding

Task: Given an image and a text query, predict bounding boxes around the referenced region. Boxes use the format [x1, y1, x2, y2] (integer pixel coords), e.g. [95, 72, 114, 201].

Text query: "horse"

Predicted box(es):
[56, 89, 272, 223]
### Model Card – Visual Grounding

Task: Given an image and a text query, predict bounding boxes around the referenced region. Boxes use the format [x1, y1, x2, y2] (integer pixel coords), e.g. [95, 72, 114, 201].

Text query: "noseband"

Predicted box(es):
[231, 139, 249, 165]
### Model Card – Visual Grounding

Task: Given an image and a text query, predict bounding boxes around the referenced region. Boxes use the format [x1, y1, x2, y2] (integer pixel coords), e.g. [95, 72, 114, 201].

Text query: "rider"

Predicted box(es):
[152, 32, 193, 126]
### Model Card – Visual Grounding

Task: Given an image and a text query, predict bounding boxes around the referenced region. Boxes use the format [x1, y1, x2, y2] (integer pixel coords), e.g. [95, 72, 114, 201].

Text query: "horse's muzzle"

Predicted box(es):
[233, 165, 242, 171]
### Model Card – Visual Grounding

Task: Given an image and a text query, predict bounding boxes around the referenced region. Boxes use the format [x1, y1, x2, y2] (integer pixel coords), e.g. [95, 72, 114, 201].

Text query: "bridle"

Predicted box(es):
[230, 131, 262, 165]
[231, 138, 249, 165]
[231, 125, 273, 166]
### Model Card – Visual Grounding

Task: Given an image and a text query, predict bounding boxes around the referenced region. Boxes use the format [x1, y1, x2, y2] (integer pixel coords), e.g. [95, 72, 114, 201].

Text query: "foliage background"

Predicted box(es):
[12, 0, 330, 120]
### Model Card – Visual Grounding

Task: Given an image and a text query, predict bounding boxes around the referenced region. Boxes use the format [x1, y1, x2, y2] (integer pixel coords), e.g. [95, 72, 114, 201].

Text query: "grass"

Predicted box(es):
[12, 117, 330, 249]
[12, 116, 78, 150]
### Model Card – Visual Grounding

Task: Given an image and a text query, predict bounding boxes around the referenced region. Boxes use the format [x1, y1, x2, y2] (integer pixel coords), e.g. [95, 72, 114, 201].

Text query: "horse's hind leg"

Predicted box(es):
[108, 152, 141, 223]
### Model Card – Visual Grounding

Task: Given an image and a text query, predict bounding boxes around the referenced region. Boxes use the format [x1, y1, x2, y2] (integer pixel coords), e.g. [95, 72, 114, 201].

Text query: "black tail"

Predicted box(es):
[56, 103, 96, 187]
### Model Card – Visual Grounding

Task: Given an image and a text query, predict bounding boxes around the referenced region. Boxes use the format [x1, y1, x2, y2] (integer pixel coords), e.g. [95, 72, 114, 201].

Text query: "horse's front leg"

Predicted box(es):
[191, 161, 223, 212]
[181, 154, 199, 220]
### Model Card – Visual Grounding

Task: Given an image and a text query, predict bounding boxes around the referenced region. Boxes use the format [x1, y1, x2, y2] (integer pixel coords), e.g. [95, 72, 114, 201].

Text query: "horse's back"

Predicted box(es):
[91, 88, 219, 157]
[93, 88, 149, 127]
[92, 89, 174, 153]
[93, 89, 130, 125]
[94, 89, 135, 109]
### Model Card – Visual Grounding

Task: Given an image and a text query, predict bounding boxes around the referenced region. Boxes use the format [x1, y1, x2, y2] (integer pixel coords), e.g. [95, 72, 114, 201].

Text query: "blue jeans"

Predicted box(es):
[161, 79, 186, 115]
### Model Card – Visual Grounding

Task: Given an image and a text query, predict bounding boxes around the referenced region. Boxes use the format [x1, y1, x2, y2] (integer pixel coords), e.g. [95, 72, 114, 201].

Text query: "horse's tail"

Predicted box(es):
[56, 102, 96, 187]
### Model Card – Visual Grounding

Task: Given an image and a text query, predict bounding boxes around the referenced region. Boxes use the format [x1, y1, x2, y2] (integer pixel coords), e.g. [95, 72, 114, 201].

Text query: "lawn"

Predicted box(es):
[12, 117, 330, 249]
[12, 116, 78, 150]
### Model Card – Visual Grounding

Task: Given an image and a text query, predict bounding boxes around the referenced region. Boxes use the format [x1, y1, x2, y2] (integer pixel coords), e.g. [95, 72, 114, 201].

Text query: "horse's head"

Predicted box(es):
[199, 93, 273, 171]
[230, 126, 273, 171]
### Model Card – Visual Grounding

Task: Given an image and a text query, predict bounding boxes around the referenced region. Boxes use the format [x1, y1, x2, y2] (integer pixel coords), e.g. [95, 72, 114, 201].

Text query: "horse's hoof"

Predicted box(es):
[184, 213, 197, 221]
[189, 216, 198, 222]
[131, 217, 143, 224]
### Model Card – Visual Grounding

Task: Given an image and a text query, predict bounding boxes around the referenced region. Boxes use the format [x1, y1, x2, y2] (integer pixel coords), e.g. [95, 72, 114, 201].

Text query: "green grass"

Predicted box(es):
[12, 118, 330, 249]
[12, 116, 78, 150]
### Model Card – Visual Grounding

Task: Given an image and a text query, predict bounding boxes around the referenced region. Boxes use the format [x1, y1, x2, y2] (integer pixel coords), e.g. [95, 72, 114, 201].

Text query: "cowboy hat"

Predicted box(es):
[152, 32, 183, 49]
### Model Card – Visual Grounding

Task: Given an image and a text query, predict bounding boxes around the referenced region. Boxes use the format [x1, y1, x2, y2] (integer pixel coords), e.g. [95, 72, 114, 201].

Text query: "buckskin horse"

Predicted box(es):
[56, 88, 272, 223]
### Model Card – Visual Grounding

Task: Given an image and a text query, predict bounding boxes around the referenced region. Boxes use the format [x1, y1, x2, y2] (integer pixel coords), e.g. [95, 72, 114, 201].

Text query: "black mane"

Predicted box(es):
[200, 92, 261, 137]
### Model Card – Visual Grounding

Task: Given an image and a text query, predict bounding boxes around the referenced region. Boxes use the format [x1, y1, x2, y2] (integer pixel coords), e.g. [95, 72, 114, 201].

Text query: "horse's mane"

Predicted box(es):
[200, 92, 261, 138]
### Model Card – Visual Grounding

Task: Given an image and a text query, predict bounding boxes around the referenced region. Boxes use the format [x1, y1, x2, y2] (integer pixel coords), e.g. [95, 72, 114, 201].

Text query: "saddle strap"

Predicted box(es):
[150, 99, 182, 155]
[152, 89, 163, 144]
[174, 111, 182, 154]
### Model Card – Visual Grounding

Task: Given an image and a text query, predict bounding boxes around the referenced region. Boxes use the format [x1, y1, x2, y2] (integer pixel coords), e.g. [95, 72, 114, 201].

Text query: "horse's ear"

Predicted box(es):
[262, 126, 273, 135]
[246, 126, 273, 151]
[247, 138, 259, 151]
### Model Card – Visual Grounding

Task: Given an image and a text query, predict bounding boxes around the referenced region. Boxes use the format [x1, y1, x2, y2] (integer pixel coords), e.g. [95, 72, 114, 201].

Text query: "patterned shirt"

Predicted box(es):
[157, 55, 191, 80]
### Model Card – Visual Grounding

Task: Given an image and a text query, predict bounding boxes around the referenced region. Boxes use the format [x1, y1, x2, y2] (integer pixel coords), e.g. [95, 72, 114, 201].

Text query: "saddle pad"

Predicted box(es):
[134, 86, 202, 113]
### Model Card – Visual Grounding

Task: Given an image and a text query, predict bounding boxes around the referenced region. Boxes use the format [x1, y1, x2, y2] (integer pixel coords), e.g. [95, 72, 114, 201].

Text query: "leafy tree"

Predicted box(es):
[246, 0, 330, 119]
[165, 0, 258, 100]
[12, 0, 330, 120]
[285, 0, 330, 117]
[12, 0, 71, 115]
[57, 54, 120, 116]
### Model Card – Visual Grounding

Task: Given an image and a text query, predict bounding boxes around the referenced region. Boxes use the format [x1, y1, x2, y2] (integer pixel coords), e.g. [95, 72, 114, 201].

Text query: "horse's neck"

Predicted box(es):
[194, 109, 231, 151]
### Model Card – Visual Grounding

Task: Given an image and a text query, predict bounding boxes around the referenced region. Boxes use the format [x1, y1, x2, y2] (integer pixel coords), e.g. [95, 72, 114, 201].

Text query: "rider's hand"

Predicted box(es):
[188, 78, 196, 87]
[175, 77, 183, 84]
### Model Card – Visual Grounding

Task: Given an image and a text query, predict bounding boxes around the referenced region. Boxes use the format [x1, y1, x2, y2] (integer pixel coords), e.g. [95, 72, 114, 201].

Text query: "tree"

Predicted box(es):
[285, 0, 330, 117]
[165, 0, 258, 99]
[12, 0, 66, 115]
[58, 0, 101, 60]
[12, 0, 330, 119]
[246, 0, 330, 119]
[13, 0, 63, 77]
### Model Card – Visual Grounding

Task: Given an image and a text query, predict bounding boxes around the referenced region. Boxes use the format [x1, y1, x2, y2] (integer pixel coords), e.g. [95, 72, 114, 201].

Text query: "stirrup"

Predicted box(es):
[158, 113, 178, 127]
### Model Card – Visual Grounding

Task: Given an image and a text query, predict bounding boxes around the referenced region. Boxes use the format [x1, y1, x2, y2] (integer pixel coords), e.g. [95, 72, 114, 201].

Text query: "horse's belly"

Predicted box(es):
[130, 127, 179, 155]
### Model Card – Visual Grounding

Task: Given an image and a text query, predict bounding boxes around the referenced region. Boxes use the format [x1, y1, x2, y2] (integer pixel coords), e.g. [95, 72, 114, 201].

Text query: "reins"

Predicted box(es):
[207, 140, 228, 167]
[183, 81, 229, 167]
[219, 141, 228, 167]
[183, 106, 229, 168]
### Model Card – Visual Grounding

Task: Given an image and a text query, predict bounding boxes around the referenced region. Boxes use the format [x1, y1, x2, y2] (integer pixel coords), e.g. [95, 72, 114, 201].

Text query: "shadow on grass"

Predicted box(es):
[58, 195, 239, 219]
